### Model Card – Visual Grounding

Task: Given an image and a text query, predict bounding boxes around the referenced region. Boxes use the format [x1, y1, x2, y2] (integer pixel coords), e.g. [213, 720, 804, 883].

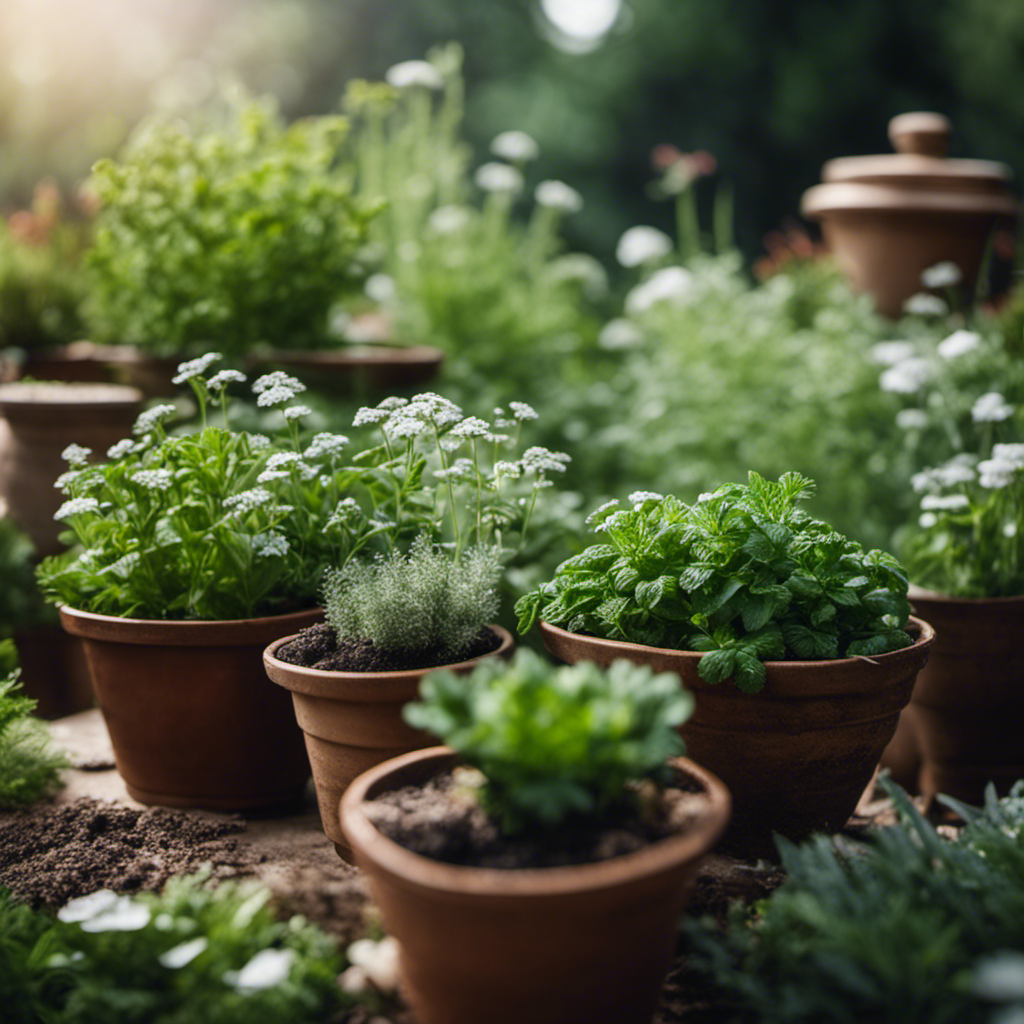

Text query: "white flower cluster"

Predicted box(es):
[225, 948, 298, 993]
[972, 392, 1015, 423]
[870, 340, 917, 366]
[903, 293, 948, 316]
[585, 498, 620, 525]
[616, 226, 672, 268]
[625, 266, 694, 316]
[58, 890, 151, 933]
[978, 443, 1024, 490]
[475, 162, 524, 195]
[54, 496, 100, 521]
[879, 357, 934, 394]
[385, 59, 443, 90]
[61, 443, 92, 467]
[912, 460, 977, 493]
[428, 205, 472, 235]
[130, 468, 174, 491]
[920, 261, 962, 289]
[521, 446, 571, 474]
[107, 438, 138, 460]
[629, 490, 664, 506]
[223, 487, 275, 516]
[252, 372, 306, 408]
[937, 329, 981, 360]
[207, 369, 246, 390]
[305, 432, 349, 459]
[339, 936, 401, 996]
[491, 130, 539, 163]
[172, 352, 222, 385]
[535, 179, 583, 213]
[252, 531, 289, 558]
[133, 404, 177, 436]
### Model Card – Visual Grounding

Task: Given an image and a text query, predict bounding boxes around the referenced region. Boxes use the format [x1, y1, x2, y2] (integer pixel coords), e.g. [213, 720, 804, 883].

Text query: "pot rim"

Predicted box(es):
[263, 624, 514, 697]
[248, 345, 444, 366]
[0, 381, 143, 411]
[908, 583, 1024, 606]
[538, 614, 934, 672]
[58, 604, 322, 647]
[340, 746, 731, 898]
[801, 182, 1018, 220]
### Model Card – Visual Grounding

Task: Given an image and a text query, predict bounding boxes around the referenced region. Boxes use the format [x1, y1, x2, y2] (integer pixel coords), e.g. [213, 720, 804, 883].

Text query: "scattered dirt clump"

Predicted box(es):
[274, 622, 501, 673]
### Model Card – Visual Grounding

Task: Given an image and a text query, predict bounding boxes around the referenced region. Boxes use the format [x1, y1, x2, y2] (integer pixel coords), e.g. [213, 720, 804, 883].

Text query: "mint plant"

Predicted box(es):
[85, 90, 374, 358]
[683, 781, 1024, 1024]
[405, 648, 693, 833]
[516, 472, 913, 693]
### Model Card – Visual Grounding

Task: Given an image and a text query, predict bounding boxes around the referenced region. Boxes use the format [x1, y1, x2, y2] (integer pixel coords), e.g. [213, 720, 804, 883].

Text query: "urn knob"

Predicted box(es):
[888, 112, 952, 158]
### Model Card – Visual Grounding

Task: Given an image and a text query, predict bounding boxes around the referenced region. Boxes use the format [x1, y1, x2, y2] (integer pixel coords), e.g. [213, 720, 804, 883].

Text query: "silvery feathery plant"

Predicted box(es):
[36, 352, 567, 621]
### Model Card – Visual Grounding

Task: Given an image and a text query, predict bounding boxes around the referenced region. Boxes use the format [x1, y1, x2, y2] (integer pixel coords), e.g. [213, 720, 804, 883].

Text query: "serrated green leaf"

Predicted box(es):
[785, 573, 823, 598]
[733, 650, 767, 693]
[693, 576, 744, 615]
[742, 529, 776, 563]
[781, 623, 839, 660]
[846, 630, 913, 657]
[679, 564, 715, 590]
[698, 648, 736, 685]
[613, 565, 641, 594]
[556, 545, 619, 574]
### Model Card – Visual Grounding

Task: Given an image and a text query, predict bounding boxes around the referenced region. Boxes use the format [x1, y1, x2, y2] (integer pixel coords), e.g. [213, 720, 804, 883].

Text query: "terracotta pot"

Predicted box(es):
[20, 341, 115, 383]
[59, 605, 320, 811]
[263, 626, 513, 855]
[801, 112, 1018, 317]
[93, 345, 181, 398]
[538, 617, 934, 855]
[901, 588, 1024, 804]
[0, 382, 143, 556]
[341, 746, 731, 1024]
[246, 345, 443, 394]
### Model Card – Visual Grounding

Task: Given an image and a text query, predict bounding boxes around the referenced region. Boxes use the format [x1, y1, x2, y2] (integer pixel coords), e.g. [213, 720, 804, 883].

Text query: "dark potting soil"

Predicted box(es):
[274, 622, 502, 673]
[364, 767, 713, 870]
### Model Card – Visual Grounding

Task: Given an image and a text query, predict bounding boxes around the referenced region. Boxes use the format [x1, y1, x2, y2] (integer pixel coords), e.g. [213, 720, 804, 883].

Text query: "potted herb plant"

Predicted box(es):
[34, 356, 395, 810]
[263, 394, 565, 853]
[516, 472, 934, 854]
[82, 89, 375, 386]
[339, 649, 731, 1024]
[892, 441, 1024, 803]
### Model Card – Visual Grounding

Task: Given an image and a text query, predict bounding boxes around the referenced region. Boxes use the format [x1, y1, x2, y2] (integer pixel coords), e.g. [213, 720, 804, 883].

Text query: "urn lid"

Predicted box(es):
[802, 113, 1018, 219]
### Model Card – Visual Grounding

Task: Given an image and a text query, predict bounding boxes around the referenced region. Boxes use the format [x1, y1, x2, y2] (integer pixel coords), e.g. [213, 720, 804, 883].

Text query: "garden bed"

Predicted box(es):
[0, 709, 918, 1023]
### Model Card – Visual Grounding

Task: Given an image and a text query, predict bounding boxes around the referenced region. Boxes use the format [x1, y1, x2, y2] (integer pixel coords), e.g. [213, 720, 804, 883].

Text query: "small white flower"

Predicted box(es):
[439, 435, 465, 452]
[328, 498, 363, 527]
[879, 358, 933, 394]
[509, 401, 538, 421]
[978, 458, 1017, 489]
[266, 452, 304, 469]
[245, 434, 273, 451]
[599, 318, 644, 351]
[903, 293, 948, 316]
[585, 498, 620, 525]
[492, 460, 522, 479]
[491, 130, 540, 162]
[365, 273, 396, 304]
[869, 341, 917, 366]
[61, 443, 92, 467]
[257, 386, 300, 408]
[474, 162, 524, 195]
[377, 397, 409, 411]
[252, 372, 305, 398]
[521, 445, 571, 474]
[920, 494, 970, 511]
[305, 433, 349, 459]
[535, 180, 583, 213]
[107, 438, 137, 460]
[629, 490, 663, 505]
[54, 469, 83, 493]
[172, 352, 221, 385]
[595, 509, 629, 533]
[159, 937, 208, 970]
[347, 936, 401, 993]
[1004, 522, 1018, 538]
[972, 392, 1015, 423]
[257, 469, 290, 483]
[353, 406, 390, 427]
[938, 330, 982, 360]
[282, 405, 312, 421]
[451, 416, 491, 439]
[991, 443, 1024, 469]
[54, 497, 100, 520]
[224, 487, 274, 513]
[918, 511, 939, 529]
[616, 226, 673, 268]
[252, 531, 289, 558]
[58, 889, 119, 923]
[385, 59, 443, 90]
[130, 469, 174, 491]
[226, 948, 297, 993]
[80, 897, 151, 933]
[896, 408, 929, 430]
[624, 266, 694, 315]
[133, 405, 177, 436]
[207, 369, 246, 390]
[920, 261, 962, 289]
[428, 205, 472, 235]
[385, 413, 428, 440]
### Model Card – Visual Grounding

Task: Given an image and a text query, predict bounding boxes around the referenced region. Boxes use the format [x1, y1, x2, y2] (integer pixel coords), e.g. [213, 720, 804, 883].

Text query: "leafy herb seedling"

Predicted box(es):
[516, 472, 913, 693]
[404, 648, 693, 833]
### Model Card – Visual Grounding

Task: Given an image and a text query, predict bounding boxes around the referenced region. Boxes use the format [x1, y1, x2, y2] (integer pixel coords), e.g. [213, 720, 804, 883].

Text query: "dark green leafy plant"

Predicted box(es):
[85, 90, 375, 358]
[0, 516, 39, 634]
[323, 535, 500, 663]
[405, 648, 693, 833]
[516, 472, 913, 693]
[0, 872, 347, 1024]
[0, 666, 67, 808]
[683, 780, 1024, 1024]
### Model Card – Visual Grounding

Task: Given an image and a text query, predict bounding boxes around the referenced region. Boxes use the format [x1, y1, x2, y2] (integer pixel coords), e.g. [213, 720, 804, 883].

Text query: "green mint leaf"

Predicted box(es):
[556, 545, 619, 574]
[781, 623, 839, 659]
[741, 528, 776, 563]
[785, 572, 823, 599]
[698, 648, 736, 685]
[733, 650, 767, 693]
[846, 630, 914, 657]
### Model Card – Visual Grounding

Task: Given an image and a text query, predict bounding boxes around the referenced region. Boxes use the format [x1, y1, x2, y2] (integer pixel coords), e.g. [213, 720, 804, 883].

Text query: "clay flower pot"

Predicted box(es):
[340, 746, 731, 1024]
[801, 112, 1018, 318]
[59, 605, 320, 811]
[538, 617, 934, 855]
[899, 588, 1024, 804]
[0, 381, 142, 556]
[263, 626, 513, 855]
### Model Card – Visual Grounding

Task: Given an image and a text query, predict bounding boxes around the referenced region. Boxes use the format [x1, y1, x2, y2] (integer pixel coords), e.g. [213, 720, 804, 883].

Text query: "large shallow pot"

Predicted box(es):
[539, 617, 934, 854]
[60, 605, 320, 811]
[801, 112, 1018, 318]
[0, 381, 142, 556]
[341, 746, 730, 1024]
[901, 588, 1024, 804]
[263, 626, 513, 854]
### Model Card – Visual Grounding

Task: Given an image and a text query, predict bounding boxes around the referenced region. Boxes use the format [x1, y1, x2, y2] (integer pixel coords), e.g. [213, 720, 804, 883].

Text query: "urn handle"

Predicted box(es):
[888, 112, 952, 158]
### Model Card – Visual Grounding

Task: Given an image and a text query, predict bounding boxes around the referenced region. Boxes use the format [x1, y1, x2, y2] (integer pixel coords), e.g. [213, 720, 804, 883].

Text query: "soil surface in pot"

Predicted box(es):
[274, 622, 502, 673]
[364, 766, 711, 869]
